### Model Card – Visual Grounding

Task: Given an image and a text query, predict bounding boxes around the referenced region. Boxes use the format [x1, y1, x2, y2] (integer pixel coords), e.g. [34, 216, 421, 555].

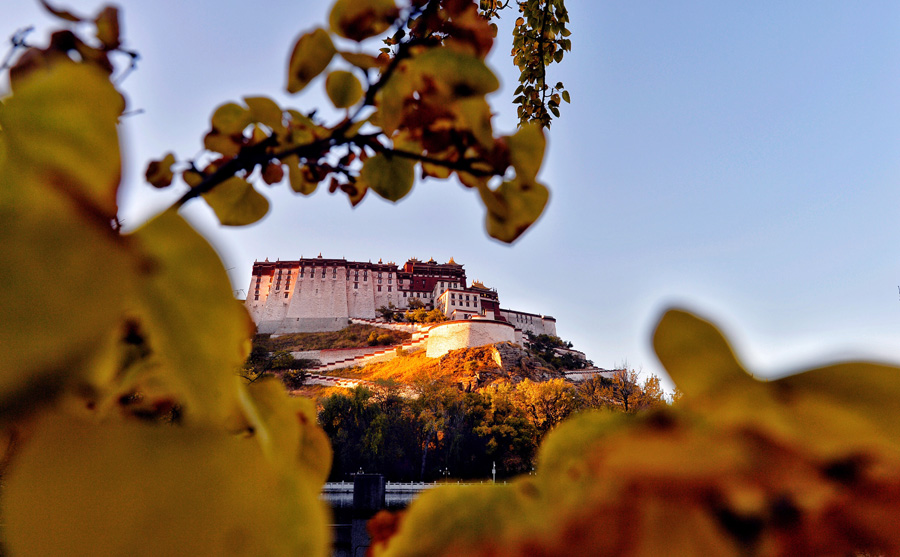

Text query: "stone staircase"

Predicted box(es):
[305, 326, 433, 374]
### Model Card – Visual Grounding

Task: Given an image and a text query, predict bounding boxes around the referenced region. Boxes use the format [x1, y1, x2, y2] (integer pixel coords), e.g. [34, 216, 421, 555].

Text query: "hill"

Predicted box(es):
[333, 342, 565, 391]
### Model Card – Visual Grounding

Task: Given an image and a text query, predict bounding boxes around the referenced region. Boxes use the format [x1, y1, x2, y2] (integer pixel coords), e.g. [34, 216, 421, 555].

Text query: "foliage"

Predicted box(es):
[406, 297, 426, 310]
[243, 345, 316, 379]
[281, 368, 309, 391]
[319, 383, 541, 481]
[524, 331, 591, 370]
[478, 0, 571, 127]
[405, 307, 448, 323]
[256, 324, 411, 352]
[367, 331, 398, 346]
[144, 0, 563, 243]
[377, 303, 402, 322]
[575, 368, 667, 413]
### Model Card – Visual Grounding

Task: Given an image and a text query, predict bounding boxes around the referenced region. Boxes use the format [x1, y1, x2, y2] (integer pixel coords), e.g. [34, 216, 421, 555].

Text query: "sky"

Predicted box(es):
[4, 1, 900, 390]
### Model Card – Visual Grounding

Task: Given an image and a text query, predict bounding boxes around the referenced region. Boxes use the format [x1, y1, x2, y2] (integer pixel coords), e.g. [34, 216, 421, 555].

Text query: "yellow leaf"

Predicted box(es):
[287, 28, 336, 94]
[481, 177, 548, 243]
[0, 61, 122, 218]
[210, 102, 251, 135]
[0, 61, 131, 414]
[411, 49, 499, 100]
[375, 483, 537, 557]
[235, 378, 332, 483]
[3, 412, 330, 556]
[325, 70, 364, 109]
[126, 211, 253, 422]
[779, 362, 900, 436]
[203, 130, 242, 158]
[201, 176, 270, 226]
[144, 152, 176, 188]
[285, 154, 318, 195]
[422, 161, 452, 179]
[505, 122, 545, 181]
[329, 0, 399, 42]
[360, 153, 414, 202]
[243, 95, 286, 135]
[652, 309, 754, 399]
[0, 184, 130, 416]
[339, 50, 386, 70]
[453, 97, 494, 149]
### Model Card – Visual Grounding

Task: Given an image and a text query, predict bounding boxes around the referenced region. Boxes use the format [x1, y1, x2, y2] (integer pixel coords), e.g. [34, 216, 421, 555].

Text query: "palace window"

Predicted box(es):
[321, 268, 326, 278]
[254, 295, 259, 301]
[354, 283, 358, 289]
[377, 285, 382, 292]
[284, 293, 289, 298]
[388, 286, 392, 292]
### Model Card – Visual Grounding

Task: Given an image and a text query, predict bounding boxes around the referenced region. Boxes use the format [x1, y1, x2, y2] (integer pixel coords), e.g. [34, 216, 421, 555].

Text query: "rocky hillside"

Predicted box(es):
[338, 342, 564, 390]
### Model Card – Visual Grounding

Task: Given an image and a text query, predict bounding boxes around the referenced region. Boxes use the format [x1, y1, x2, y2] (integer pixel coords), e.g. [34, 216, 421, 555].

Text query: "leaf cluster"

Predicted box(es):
[0, 6, 331, 554]
[145, 0, 558, 243]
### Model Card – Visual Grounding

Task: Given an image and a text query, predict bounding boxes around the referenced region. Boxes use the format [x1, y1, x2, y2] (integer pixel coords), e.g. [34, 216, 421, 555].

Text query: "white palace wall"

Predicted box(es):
[425, 320, 516, 358]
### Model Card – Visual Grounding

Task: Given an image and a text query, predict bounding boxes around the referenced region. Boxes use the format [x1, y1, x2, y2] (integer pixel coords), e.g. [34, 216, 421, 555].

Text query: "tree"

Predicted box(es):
[376, 303, 401, 322]
[524, 331, 592, 370]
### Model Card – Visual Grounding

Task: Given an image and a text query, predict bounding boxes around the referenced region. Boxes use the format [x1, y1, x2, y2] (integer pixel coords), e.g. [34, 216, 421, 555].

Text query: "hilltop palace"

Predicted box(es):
[245, 255, 557, 342]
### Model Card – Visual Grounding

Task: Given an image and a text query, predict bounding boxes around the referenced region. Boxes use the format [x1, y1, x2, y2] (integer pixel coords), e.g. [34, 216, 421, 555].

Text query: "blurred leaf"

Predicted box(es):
[94, 5, 120, 48]
[210, 102, 251, 136]
[243, 96, 285, 135]
[653, 309, 753, 399]
[285, 154, 318, 195]
[39, 0, 83, 22]
[126, 211, 253, 422]
[0, 59, 130, 416]
[412, 49, 499, 100]
[505, 122, 544, 181]
[201, 176, 269, 226]
[287, 28, 336, 94]
[236, 379, 332, 484]
[339, 50, 386, 70]
[0, 61, 122, 218]
[262, 162, 285, 185]
[453, 98, 494, 148]
[329, 0, 399, 42]
[360, 153, 414, 202]
[203, 131, 242, 158]
[3, 411, 330, 556]
[325, 70, 363, 109]
[144, 152, 176, 189]
[481, 177, 548, 243]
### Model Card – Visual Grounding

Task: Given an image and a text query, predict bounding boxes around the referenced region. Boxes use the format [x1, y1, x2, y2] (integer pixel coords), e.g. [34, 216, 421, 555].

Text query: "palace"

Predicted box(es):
[245, 255, 557, 342]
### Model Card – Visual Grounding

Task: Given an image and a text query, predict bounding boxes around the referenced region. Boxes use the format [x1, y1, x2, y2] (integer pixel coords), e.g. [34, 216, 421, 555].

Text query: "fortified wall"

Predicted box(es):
[424, 320, 517, 358]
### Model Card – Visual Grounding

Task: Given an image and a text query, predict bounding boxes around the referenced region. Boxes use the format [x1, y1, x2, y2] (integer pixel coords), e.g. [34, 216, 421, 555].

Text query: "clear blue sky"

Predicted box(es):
[5, 1, 900, 389]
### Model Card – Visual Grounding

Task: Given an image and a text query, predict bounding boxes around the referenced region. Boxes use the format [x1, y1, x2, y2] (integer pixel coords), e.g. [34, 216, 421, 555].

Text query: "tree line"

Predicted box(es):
[318, 370, 669, 482]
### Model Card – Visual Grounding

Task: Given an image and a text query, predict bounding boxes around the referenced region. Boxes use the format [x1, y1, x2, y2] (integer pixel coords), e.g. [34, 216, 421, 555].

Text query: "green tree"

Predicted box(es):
[376, 303, 400, 322]
[524, 331, 591, 370]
